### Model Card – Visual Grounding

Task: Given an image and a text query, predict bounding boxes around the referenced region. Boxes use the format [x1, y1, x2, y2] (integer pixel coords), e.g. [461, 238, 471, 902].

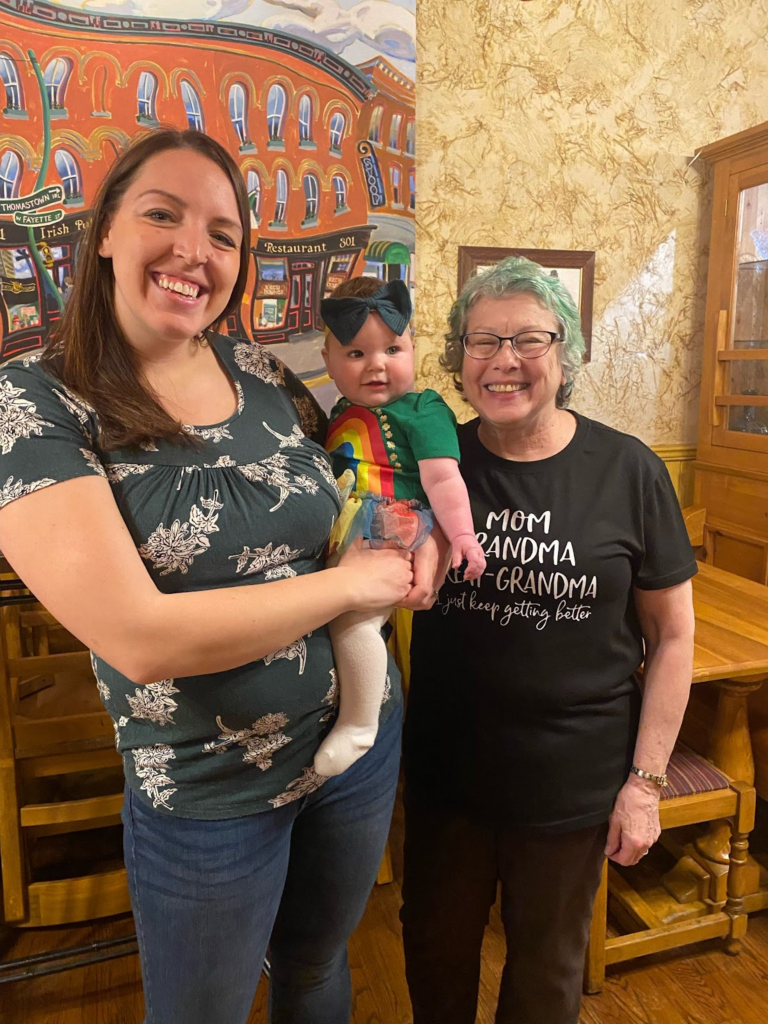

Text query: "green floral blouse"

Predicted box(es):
[0, 336, 399, 819]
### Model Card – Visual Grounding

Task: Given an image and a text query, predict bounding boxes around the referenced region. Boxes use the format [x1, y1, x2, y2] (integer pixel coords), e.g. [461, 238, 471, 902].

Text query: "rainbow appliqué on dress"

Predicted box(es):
[325, 405, 395, 498]
[325, 404, 433, 555]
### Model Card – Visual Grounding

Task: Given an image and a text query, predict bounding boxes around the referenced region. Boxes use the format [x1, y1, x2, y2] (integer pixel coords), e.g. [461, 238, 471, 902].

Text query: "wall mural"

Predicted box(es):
[0, 0, 415, 408]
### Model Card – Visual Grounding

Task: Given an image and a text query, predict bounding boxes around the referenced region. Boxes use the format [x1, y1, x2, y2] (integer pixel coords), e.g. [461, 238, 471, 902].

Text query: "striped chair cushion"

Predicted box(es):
[661, 743, 730, 800]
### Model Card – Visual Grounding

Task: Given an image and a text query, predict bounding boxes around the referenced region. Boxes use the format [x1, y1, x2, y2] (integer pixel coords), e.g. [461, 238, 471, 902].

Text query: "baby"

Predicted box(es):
[314, 277, 485, 777]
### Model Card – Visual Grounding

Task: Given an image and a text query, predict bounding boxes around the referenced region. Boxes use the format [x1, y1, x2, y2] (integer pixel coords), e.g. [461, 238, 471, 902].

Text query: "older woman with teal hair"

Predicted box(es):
[400, 257, 697, 1024]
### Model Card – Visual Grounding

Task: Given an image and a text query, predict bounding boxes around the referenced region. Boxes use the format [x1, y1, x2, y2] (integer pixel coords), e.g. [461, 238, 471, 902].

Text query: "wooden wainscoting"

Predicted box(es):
[693, 461, 768, 586]
[652, 444, 697, 508]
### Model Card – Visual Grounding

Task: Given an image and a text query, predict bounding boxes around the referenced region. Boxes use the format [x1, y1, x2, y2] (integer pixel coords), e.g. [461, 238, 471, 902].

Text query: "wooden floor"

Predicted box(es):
[5, 798, 768, 1024]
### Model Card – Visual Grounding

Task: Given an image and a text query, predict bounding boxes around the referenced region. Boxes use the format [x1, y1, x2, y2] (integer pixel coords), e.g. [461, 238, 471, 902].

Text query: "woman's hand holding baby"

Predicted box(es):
[336, 538, 414, 613]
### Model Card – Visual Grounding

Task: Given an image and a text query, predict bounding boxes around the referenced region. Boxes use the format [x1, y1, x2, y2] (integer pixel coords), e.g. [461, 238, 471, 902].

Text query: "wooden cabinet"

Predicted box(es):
[695, 122, 768, 585]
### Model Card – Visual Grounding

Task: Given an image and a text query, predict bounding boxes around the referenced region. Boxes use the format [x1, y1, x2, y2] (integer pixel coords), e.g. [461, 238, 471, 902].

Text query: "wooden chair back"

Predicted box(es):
[0, 595, 129, 928]
[682, 506, 708, 560]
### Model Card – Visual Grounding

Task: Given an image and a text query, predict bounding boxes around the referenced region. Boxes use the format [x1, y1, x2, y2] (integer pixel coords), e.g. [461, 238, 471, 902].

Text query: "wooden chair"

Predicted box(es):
[584, 744, 755, 993]
[682, 505, 708, 560]
[0, 598, 129, 927]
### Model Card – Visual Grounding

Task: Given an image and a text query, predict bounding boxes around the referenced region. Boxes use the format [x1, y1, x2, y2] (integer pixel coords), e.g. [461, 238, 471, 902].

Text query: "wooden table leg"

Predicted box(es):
[708, 679, 763, 782]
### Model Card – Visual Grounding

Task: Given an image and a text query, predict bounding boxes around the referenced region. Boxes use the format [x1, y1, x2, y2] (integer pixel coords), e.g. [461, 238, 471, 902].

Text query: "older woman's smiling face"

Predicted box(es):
[461, 293, 566, 437]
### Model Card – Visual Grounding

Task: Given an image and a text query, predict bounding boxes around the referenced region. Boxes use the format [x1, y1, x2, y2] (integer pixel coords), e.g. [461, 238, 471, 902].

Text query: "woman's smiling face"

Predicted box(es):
[461, 293, 566, 436]
[98, 147, 243, 351]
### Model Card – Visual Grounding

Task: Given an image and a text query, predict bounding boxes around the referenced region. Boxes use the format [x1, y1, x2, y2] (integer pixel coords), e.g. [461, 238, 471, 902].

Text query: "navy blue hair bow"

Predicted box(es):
[320, 279, 412, 346]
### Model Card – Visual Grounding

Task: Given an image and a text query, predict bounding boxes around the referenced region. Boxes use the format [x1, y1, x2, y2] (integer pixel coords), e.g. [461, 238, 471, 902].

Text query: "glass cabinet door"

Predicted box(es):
[714, 175, 768, 450]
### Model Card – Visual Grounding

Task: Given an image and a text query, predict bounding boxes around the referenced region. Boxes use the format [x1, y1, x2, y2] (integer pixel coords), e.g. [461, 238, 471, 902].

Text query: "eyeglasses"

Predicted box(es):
[460, 331, 562, 360]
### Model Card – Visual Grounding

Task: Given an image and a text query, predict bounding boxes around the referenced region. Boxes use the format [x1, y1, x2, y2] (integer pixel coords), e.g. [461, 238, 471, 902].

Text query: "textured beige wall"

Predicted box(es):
[415, 0, 768, 444]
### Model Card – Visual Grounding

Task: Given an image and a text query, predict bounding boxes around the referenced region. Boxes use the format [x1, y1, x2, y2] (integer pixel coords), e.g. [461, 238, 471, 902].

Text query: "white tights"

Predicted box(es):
[313, 609, 391, 777]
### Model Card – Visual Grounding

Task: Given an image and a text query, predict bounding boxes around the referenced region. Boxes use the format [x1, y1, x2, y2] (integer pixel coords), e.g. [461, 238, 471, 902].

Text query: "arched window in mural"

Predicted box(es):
[267, 84, 287, 144]
[137, 71, 157, 122]
[302, 172, 319, 223]
[54, 148, 82, 202]
[388, 113, 403, 150]
[332, 174, 347, 212]
[0, 149, 21, 198]
[43, 57, 71, 111]
[298, 94, 314, 144]
[329, 112, 345, 154]
[405, 119, 416, 156]
[181, 80, 204, 132]
[390, 165, 401, 205]
[91, 64, 110, 117]
[273, 168, 288, 225]
[247, 169, 261, 223]
[409, 169, 416, 210]
[229, 83, 249, 146]
[368, 106, 383, 144]
[0, 55, 23, 111]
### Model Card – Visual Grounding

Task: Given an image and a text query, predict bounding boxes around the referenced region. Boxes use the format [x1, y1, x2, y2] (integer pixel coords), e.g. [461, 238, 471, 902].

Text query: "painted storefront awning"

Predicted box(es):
[366, 240, 411, 265]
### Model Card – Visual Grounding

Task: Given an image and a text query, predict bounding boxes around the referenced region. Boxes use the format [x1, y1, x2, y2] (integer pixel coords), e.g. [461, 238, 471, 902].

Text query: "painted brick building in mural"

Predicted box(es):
[357, 57, 415, 288]
[0, 0, 404, 361]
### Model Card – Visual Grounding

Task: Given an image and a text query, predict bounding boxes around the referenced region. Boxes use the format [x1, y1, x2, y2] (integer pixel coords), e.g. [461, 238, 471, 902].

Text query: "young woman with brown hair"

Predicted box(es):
[0, 128, 442, 1024]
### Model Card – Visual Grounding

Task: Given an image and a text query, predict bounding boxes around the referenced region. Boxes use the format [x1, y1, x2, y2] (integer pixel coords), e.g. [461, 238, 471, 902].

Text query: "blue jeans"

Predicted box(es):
[122, 708, 401, 1024]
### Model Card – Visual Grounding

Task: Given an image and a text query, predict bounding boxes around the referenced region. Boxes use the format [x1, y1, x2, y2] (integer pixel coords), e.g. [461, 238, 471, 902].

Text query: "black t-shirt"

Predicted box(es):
[403, 412, 698, 832]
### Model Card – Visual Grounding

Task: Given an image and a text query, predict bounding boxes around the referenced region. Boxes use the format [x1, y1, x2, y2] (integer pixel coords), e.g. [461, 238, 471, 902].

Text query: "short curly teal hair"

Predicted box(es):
[442, 256, 586, 407]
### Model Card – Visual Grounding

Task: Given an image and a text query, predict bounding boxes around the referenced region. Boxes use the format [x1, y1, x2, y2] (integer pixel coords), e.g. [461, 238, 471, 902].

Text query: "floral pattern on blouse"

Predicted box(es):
[132, 744, 177, 810]
[320, 668, 339, 723]
[0, 374, 54, 453]
[229, 541, 302, 578]
[53, 385, 95, 442]
[263, 634, 310, 675]
[203, 712, 292, 770]
[127, 679, 180, 726]
[0, 335, 400, 820]
[233, 342, 285, 386]
[0, 475, 56, 507]
[139, 491, 223, 576]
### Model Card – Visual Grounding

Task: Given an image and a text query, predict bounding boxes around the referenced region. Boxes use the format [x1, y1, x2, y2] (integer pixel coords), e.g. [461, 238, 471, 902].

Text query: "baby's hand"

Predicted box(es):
[452, 534, 486, 581]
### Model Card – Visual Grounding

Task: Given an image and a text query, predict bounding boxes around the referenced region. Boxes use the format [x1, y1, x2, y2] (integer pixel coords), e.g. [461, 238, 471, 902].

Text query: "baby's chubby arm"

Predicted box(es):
[418, 458, 486, 580]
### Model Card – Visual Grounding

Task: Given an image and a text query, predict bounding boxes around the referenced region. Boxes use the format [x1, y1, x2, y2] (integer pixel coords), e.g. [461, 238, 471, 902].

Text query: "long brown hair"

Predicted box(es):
[41, 127, 251, 450]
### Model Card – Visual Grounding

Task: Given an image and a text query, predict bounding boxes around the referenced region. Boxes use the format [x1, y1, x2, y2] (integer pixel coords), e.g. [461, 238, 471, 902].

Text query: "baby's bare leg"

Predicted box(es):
[313, 609, 391, 777]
